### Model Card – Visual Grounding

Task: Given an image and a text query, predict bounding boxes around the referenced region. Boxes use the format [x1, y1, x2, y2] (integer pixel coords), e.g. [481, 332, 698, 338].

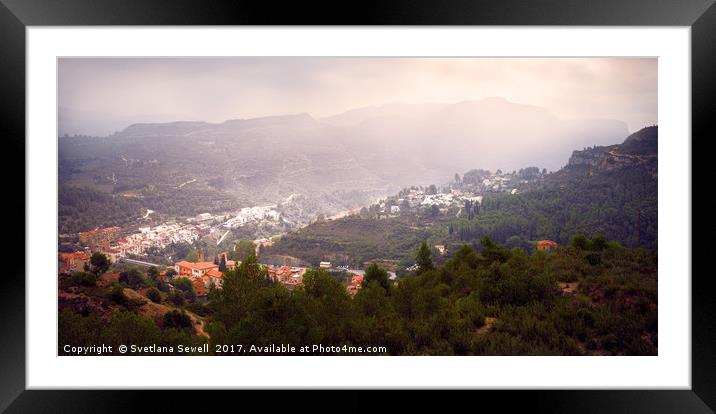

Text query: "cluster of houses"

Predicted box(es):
[263, 261, 367, 296]
[65, 223, 214, 268]
[266, 265, 306, 289]
[59, 250, 92, 273]
[222, 205, 281, 229]
[118, 222, 210, 256]
[173, 260, 231, 297]
[172, 259, 369, 296]
[373, 188, 484, 217]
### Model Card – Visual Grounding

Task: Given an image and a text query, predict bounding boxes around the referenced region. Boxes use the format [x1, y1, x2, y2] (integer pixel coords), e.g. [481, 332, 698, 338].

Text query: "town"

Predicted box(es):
[58, 168, 549, 300]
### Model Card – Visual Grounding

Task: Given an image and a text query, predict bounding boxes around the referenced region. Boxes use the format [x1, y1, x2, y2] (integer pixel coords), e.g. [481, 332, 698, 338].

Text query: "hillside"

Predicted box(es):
[58, 98, 628, 234]
[58, 271, 209, 355]
[566, 125, 657, 175]
[267, 126, 658, 265]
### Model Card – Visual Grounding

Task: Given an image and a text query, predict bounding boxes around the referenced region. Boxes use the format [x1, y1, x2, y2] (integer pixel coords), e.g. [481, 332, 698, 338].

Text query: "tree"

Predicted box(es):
[119, 268, 147, 290]
[172, 277, 197, 303]
[219, 255, 227, 272]
[416, 241, 434, 273]
[232, 240, 256, 262]
[71, 271, 98, 286]
[430, 204, 440, 217]
[147, 287, 161, 303]
[184, 250, 199, 263]
[162, 310, 192, 331]
[590, 234, 609, 251]
[364, 263, 390, 290]
[168, 291, 185, 306]
[147, 266, 160, 284]
[571, 234, 590, 250]
[88, 252, 110, 275]
[109, 285, 128, 305]
[165, 269, 177, 279]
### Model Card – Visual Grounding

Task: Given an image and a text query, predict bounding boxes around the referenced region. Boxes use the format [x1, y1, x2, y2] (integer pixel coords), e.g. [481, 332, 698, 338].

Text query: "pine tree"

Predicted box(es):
[416, 241, 434, 273]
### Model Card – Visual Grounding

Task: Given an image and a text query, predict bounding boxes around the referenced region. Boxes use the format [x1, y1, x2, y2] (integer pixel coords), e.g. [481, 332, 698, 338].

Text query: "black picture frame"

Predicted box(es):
[2, 0, 712, 411]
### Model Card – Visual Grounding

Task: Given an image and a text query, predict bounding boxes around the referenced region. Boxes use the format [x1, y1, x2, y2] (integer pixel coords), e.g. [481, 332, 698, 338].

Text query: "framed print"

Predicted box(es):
[2, 0, 713, 411]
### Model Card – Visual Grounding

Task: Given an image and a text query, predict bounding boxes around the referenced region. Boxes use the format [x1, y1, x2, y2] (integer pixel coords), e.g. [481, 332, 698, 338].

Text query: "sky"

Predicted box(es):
[58, 57, 657, 136]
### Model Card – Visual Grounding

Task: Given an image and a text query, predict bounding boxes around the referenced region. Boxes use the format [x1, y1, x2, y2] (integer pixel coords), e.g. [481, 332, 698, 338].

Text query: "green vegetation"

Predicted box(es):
[364, 263, 390, 290]
[162, 310, 193, 331]
[265, 214, 444, 267]
[209, 236, 655, 355]
[452, 166, 657, 249]
[58, 233, 656, 355]
[147, 287, 162, 303]
[230, 240, 256, 262]
[268, 163, 656, 267]
[416, 241, 435, 273]
[59, 309, 206, 355]
[71, 271, 99, 287]
[88, 252, 110, 275]
[58, 186, 144, 234]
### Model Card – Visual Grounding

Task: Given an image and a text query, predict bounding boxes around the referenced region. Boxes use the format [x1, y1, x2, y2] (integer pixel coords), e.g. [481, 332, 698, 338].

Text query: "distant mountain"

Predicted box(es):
[321, 98, 628, 172]
[320, 103, 444, 127]
[116, 113, 320, 138]
[59, 98, 634, 230]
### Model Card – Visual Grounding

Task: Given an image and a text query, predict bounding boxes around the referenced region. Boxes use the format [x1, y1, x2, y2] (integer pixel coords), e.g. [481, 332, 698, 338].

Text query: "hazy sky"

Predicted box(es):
[59, 57, 657, 136]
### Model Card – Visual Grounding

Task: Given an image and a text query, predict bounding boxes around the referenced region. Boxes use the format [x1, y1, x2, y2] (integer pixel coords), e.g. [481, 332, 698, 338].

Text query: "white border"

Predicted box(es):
[27, 27, 690, 389]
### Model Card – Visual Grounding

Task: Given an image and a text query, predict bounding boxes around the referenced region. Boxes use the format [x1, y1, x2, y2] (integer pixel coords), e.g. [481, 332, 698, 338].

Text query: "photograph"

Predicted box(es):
[56, 57, 659, 357]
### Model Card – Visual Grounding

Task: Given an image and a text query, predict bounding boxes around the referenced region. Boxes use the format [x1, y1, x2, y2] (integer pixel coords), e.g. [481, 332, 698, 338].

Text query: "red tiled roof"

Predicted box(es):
[175, 261, 218, 271]
[205, 269, 223, 278]
[536, 240, 558, 250]
[192, 278, 208, 296]
[61, 251, 91, 261]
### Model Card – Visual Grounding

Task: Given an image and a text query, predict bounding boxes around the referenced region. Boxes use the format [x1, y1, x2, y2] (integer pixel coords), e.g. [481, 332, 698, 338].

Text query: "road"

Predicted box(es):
[119, 257, 164, 268]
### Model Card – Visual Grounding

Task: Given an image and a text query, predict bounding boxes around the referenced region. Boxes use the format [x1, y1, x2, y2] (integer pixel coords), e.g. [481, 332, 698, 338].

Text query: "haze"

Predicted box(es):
[58, 57, 656, 137]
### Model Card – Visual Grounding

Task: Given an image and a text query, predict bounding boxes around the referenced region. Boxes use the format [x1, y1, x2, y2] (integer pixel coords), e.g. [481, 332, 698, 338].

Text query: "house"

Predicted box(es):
[203, 268, 224, 289]
[174, 261, 219, 278]
[390, 205, 400, 213]
[60, 251, 91, 272]
[100, 248, 121, 263]
[277, 265, 294, 283]
[434, 244, 446, 255]
[192, 278, 208, 297]
[536, 240, 558, 251]
[406, 263, 420, 272]
[319, 261, 331, 269]
[346, 274, 364, 296]
[196, 213, 212, 221]
[78, 226, 120, 250]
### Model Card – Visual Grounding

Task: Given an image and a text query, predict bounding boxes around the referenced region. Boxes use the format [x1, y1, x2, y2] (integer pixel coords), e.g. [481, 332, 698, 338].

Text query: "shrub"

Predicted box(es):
[168, 291, 185, 306]
[147, 287, 161, 303]
[71, 271, 98, 287]
[109, 286, 128, 305]
[162, 310, 193, 331]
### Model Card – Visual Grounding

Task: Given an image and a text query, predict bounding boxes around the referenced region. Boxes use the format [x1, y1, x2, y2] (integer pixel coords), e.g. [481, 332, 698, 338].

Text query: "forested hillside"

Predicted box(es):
[59, 236, 657, 356]
[268, 127, 658, 265]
